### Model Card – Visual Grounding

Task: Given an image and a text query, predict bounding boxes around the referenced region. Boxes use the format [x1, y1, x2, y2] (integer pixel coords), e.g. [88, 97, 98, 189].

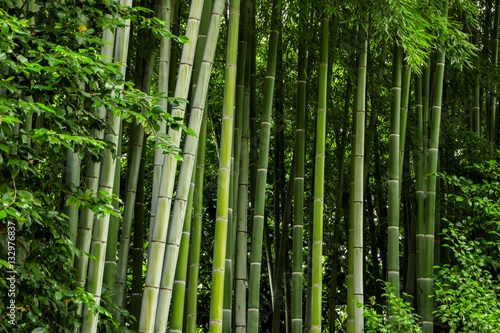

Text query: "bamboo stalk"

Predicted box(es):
[81, 1, 132, 328]
[185, 104, 209, 333]
[247, 0, 280, 330]
[423, 10, 447, 330]
[310, 14, 328, 333]
[209, 0, 241, 331]
[152, 0, 225, 331]
[138, 1, 204, 330]
[291, 9, 307, 332]
[388, 44, 402, 314]
[353, 24, 368, 333]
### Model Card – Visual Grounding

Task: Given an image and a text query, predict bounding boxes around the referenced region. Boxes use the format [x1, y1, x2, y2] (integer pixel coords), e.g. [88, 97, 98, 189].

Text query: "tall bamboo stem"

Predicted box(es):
[247, 1, 280, 331]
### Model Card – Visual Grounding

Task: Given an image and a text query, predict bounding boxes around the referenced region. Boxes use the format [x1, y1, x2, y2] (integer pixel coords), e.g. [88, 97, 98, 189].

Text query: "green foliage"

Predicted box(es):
[362, 281, 422, 333]
[434, 227, 500, 332]
[0, 1, 186, 331]
[435, 157, 500, 332]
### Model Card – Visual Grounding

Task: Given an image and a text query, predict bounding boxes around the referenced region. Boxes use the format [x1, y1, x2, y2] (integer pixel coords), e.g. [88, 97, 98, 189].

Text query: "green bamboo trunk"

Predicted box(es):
[185, 104, 209, 333]
[209, 0, 241, 331]
[247, 0, 280, 330]
[81, 0, 132, 328]
[66, 149, 80, 264]
[248, 0, 258, 219]
[150, 0, 173, 235]
[415, 73, 426, 320]
[388, 44, 402, 312]
[102, 122, 122, 292]
[353, 27, 367, 333]
[347, 85, 357, 333]
[235, 35, 251, 332]
[399, 61, 411, 185]
[138, 1, 204, 331]
[168, 163, 196, 333]
[310, 14, 328, 333]
[423, 33, 447, 333]
[223, 7, 248, 331]
[154, 1, 225, 331]
[291, 13, 307, 333]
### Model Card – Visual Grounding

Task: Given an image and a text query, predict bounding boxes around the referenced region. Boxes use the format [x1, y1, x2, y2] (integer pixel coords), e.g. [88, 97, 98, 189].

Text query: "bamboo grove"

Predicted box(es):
[2, 0, 500, 332]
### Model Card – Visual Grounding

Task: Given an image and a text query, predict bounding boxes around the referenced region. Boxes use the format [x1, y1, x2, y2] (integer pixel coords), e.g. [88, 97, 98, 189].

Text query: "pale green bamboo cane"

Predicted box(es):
[423, 17, 447, 332]
[185, 103, 209, 333]
[388, 44, 402, 313]
[223, 10, 247, 332]
[347, 85, 357, 333]
[103, 123, 122, 290]
[353, 26, 367, 333]
[167, 0, 213, 330]
[209, 0, 241, 331]
[74, 105, 107, 327]
[291, 12, 307, 333]
[247, 1, 280, 331]
[310, 14, 328, 333]
[113, 1, 160, 312]
[168, 162, 196, 333]
[66, 149, 80, 262]
[152, 1, 225, 332]
[150, 0, 173, 237]
[248, 0, 258, 218]
[138, 1, 204, 331]
[81, 1, 132, 329]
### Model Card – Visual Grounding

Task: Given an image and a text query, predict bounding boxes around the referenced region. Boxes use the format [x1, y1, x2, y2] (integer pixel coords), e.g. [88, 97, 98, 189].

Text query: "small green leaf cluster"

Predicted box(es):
[362, 281, 422, 333]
